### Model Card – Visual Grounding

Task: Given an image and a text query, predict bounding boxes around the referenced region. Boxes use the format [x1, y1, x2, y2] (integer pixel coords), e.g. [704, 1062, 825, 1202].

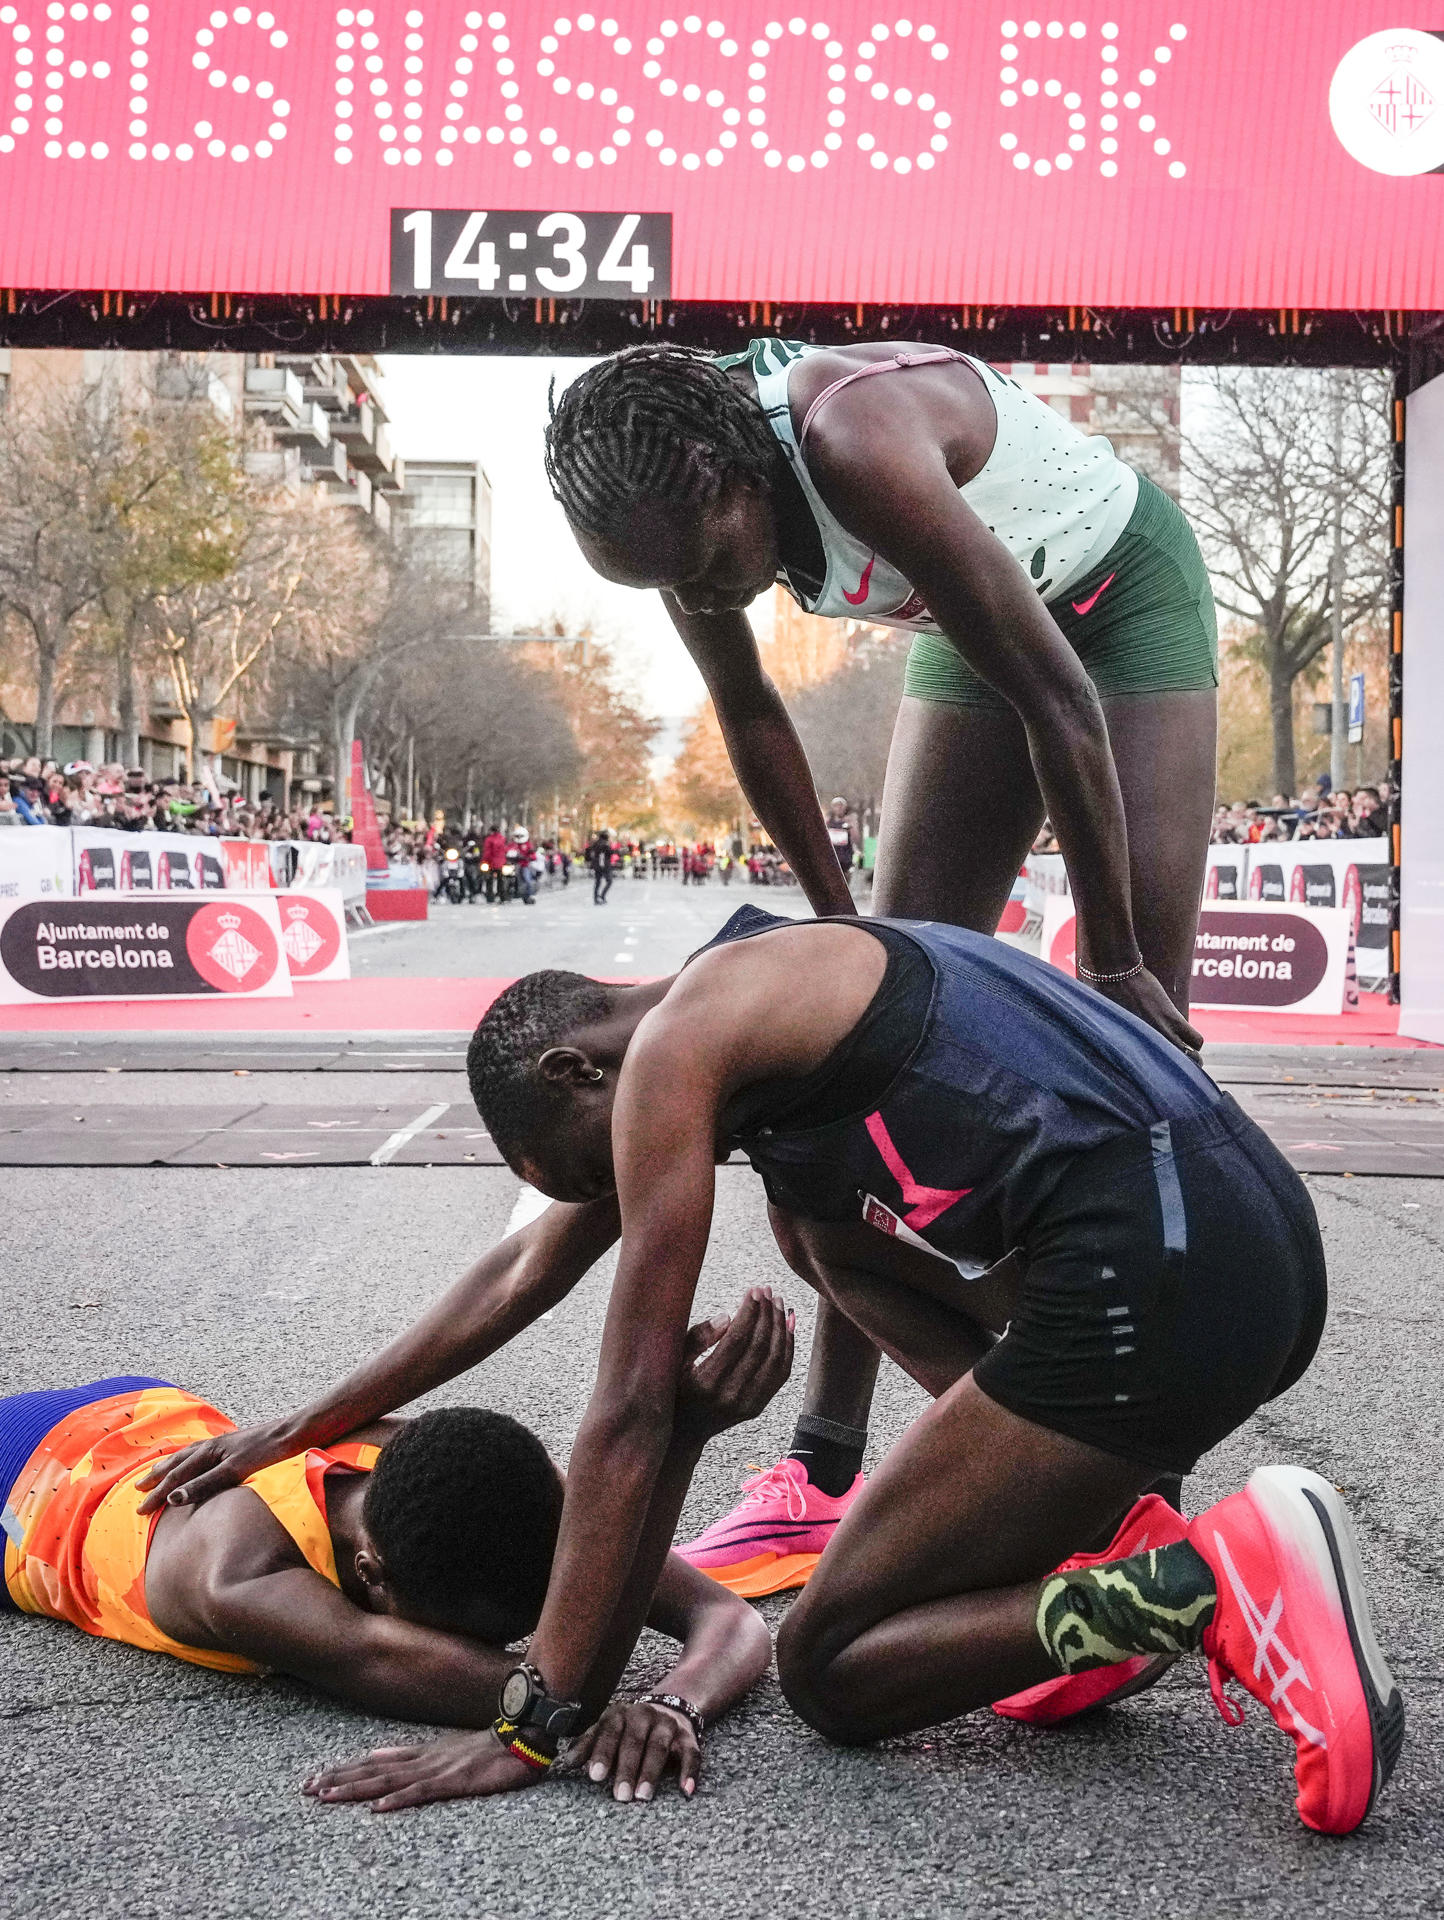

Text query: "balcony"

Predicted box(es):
[276, 353, 351, 413]
[374, 446, 405, 495]
[243, 366, 304, 425]
[302, 441, 350, 486]
[244, 446, 303, 489]
[274, 402, 331, 451]
[332, 396, 376, 458]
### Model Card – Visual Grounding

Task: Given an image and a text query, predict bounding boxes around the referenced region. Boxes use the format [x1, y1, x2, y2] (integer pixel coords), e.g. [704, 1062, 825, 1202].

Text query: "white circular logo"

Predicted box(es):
[1330, 27, 1444, 175]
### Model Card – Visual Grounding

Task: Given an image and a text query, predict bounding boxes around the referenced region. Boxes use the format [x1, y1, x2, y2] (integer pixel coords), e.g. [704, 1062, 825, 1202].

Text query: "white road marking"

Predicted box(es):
[506, 1181, 558, 1317]
[347, 922, 411, 941]
[507, 1181, 554, 1235]
[370, 1102, 450, 1167]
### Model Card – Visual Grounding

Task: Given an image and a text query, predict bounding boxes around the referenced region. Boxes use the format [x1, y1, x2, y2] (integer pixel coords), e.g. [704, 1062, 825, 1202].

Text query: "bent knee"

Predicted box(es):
[776, 1600, 875, 1746]
[768, 1206, 826, 1290]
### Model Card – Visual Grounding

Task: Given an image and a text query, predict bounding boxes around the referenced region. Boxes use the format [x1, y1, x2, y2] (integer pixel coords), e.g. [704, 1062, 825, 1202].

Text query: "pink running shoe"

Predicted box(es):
[677, 1457, 864, 1597]
[993, 1492, 1191, 1725]
[1191, 1465, 1404, 1835]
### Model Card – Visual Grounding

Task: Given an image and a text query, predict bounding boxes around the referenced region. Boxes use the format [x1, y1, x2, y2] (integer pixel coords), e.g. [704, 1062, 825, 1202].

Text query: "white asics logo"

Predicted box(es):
[1212, 1529, 1327, 1747]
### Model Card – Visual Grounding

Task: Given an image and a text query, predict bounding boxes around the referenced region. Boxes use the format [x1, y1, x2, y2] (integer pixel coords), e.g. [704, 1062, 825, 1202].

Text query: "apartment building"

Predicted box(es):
[0, 347, 485, 810]
[394, 458, 492, 618]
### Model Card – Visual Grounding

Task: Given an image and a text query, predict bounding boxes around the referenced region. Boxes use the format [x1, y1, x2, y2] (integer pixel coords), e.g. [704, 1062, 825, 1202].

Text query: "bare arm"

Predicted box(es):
[663, 594, 854, 916]
[137, 1195, 622, 1512]
[199, 1563, 518, 1727]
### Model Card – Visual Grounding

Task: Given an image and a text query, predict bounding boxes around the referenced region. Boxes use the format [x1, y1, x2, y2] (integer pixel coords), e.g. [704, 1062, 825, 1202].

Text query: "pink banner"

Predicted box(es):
[0, 3, 1440, 307]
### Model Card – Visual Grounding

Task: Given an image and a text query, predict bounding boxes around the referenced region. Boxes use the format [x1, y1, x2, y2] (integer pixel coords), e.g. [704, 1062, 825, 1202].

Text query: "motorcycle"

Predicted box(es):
[437, 846, 467, 904]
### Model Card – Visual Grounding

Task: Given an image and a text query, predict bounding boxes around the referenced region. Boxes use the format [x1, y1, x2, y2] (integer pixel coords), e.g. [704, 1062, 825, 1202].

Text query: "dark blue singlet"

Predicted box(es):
[695, 905, 1324, 1474]
[702, 905, 1221, 1268]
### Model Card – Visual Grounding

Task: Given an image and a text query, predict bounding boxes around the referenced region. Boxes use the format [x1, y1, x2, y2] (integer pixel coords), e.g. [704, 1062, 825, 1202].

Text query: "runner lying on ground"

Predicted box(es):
[3, 1303, 785, 1802]
[139, 906, 1403, 1832]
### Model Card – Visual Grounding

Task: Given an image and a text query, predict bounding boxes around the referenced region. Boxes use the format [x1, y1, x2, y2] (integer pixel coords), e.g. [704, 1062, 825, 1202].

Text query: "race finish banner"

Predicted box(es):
[0, 5, 1442, 307]
[0, 893, 291, 1002]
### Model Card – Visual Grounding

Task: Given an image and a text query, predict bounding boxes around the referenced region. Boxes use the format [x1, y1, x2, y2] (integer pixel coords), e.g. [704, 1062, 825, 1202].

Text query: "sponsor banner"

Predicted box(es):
[1346, 864, 1391, 988]
[0, 892, 291, 1003]
[222, 837, 273, 890]
[276, 888, 350, 982]
[72, 827, 229, 894]
[292, 841, 369, 907]
[1203, 846, 1247, 902]
[0, 826, 74, 904]
[1042, 895, 1354, 1015]
[1022, 852, 1069, 919]
[1244, 837, 1389, 986]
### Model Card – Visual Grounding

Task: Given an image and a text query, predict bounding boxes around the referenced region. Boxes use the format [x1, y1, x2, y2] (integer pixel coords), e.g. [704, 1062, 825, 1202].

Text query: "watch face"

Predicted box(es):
[500, 1670, 532, 1722]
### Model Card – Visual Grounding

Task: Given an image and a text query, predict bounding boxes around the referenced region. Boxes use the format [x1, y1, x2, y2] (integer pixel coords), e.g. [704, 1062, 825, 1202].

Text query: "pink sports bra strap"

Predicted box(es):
[797, 348, 968, 455]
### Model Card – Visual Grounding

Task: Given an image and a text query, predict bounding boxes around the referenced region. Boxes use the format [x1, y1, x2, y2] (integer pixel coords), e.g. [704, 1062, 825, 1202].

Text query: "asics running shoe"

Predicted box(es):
[677, 1457, 864, 1597]
[1190, 1465, 1404, 1835]
[993, 1492, 1190, 1725]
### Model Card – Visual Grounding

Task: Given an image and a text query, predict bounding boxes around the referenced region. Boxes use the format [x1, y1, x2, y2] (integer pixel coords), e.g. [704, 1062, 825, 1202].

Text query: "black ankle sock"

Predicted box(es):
[787, 1414, 867, 1497]
[1150, 1473, 1185, 1514]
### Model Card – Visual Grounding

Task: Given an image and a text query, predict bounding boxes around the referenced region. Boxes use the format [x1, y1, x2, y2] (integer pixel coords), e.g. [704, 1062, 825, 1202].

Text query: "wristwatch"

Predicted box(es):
[494, 1662, 584, 1773]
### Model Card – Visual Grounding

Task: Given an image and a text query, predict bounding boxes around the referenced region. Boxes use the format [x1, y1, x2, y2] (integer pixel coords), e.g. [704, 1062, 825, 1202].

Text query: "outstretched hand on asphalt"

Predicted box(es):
[302, 1287, 793, 1814]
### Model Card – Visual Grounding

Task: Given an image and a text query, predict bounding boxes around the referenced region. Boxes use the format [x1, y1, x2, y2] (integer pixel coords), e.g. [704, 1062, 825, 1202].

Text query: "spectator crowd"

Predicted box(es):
[0, 757, 350, 843]
[1210, 780, 1391, 844]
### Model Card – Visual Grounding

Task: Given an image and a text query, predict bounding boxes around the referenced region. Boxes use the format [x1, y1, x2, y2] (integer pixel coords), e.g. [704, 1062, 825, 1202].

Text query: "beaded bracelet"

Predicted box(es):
[493, 1716, 556, 1773]
[1076, 957, 1145, 986]
[637, 1692, 705, 1742]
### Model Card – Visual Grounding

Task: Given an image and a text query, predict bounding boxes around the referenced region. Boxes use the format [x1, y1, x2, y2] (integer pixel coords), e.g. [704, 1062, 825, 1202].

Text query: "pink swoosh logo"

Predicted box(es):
[842, 554, 876, 606]
[1070, 570, 1116, 617]
[864, 1111, 971, 1232]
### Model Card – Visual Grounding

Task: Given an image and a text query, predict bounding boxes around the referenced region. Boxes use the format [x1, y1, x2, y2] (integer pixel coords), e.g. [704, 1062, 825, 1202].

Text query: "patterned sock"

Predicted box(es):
[787, 1413, 867, 1498]
[1037, 1541, 1218, 1676]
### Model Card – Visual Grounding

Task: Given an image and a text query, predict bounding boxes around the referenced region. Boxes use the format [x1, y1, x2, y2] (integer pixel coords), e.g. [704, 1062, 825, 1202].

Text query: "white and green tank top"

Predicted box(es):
[721, 339, 1138, 632]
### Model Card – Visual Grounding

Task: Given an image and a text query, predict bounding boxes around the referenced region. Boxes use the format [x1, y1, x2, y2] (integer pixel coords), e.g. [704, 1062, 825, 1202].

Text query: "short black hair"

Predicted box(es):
[467, 970, 612, 1164]
[362, 1408, 562, 1642]
[543, 344, 780, 545]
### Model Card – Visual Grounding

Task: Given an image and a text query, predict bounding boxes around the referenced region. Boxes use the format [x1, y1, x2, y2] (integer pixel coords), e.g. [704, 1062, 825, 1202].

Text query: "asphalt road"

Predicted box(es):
[3, 888, 1443, 1919]
[350, 867, 811, 981]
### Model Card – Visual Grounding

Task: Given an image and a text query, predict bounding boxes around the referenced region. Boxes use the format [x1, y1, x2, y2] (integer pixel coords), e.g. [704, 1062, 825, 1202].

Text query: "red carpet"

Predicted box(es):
[0, 980, 1434, 1047]
[0, 978, 512, 1032]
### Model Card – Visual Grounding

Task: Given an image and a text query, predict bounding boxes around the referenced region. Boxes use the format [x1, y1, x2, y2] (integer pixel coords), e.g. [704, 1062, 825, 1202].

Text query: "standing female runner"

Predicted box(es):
[543, 338, 1219, 1586]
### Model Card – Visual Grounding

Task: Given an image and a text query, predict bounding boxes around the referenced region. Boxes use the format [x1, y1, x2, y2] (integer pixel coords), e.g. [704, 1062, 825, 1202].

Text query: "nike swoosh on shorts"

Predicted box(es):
[1070, 570, 1117, 617]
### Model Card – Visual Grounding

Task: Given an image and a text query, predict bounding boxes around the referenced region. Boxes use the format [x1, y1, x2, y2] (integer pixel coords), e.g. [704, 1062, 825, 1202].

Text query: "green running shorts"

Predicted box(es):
[902, 472, 1219, 709]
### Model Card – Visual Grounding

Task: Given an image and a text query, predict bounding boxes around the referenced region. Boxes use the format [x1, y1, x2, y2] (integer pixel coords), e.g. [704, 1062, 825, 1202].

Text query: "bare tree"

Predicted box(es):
[148, 485, 379, 787]
[0, 367, 181, 755]
[1184, 368, 1392, 794]
[360, 630, 580, 824]
[791, 628, 909, 825]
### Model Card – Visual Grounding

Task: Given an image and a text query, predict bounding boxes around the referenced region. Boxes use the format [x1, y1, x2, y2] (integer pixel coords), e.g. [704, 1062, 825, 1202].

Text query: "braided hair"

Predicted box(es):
[544, 344, 780, 545]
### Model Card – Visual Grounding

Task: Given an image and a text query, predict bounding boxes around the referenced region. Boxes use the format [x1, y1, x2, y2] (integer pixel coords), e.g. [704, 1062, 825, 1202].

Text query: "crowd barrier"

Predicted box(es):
[0, 827, 369, 911]
[1024, 839, 1389, 993]
[0, 884, 350, 1004]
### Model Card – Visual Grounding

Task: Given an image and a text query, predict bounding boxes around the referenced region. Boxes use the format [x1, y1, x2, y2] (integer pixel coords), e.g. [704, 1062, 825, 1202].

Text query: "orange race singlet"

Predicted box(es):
[3, 1385, 379, 1672]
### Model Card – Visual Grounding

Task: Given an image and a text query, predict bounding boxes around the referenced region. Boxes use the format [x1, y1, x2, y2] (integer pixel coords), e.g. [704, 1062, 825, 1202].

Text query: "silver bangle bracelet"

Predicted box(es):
[1076, 957, 1146, 986]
